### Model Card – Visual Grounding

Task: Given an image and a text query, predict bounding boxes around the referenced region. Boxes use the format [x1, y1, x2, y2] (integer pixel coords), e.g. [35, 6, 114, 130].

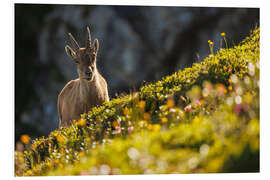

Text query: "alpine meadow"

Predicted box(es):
[15, 28, 260, 176]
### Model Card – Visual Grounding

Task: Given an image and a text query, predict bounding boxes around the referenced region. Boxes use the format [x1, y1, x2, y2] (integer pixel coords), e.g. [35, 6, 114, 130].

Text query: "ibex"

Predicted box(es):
[58, 27, 109, 128]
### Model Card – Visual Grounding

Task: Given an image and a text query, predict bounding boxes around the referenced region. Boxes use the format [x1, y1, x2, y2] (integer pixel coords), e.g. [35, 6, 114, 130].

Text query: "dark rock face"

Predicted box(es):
[15, 4, 259, 140]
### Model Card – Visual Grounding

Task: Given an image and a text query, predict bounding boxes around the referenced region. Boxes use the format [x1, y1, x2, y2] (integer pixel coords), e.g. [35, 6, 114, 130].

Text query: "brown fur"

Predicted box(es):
[58, 27, 109, 128]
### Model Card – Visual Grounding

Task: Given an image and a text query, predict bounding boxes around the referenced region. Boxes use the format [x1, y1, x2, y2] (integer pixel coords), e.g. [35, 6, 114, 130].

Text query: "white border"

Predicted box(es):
[1, 0, 269, 180]
[13, 0, 261, 7]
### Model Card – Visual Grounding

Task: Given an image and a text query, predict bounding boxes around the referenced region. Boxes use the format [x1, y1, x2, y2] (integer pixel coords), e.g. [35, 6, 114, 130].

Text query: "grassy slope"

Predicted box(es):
[15, 28, 260, 176]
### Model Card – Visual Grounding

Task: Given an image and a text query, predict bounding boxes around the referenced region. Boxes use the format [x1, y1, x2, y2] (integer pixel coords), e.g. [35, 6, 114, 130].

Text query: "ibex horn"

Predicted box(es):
[68, 33, 80, 51]
[86, 26, 91, 50]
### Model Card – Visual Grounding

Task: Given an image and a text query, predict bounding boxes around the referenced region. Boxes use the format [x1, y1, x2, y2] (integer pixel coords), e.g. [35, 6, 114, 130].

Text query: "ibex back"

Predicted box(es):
[58, 27, 109, 128]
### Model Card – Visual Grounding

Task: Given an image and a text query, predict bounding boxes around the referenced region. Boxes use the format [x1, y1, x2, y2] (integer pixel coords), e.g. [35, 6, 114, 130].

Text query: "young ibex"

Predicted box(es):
[58, 27, 109, 128]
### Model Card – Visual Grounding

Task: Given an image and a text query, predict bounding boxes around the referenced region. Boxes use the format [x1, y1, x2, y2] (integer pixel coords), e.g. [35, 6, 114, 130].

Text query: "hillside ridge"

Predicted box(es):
[15, 28, 260, 176]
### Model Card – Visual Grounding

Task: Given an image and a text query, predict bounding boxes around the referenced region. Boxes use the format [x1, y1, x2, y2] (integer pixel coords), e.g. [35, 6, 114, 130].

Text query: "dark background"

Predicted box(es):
[15, 4, 259, 143]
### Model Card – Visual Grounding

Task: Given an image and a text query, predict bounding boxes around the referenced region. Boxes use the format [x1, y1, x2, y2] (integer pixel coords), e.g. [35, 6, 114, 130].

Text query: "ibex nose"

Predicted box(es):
[85, 72, 92, 76]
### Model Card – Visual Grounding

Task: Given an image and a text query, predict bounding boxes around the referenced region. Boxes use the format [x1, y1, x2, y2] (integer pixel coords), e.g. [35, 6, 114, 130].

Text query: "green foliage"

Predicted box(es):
[15, 28, 260, 176]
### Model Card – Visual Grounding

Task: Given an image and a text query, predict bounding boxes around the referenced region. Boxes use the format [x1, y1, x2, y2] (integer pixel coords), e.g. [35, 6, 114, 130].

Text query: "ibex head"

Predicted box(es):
[65, 26, 99, 81]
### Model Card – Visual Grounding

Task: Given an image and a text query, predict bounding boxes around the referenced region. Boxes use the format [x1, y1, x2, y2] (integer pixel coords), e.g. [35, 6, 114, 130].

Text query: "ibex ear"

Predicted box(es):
[65, 45, 76, 59]
[93, 39, 99, 54]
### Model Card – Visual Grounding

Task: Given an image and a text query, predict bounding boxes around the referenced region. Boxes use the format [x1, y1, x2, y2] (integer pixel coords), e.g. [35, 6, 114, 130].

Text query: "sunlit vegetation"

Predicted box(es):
[15, 28, 260, 176]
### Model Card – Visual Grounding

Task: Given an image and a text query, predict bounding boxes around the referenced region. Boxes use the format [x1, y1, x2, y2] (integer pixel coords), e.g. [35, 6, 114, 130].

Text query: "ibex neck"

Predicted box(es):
[79, 73, 100, 98]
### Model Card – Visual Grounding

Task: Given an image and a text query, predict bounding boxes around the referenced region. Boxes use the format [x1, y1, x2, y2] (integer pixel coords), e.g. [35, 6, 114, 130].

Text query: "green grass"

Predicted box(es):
[15, 28, 260, 176]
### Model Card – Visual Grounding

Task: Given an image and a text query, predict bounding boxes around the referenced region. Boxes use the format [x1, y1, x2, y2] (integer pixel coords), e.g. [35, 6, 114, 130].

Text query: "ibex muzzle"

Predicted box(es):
[58, 26, 109, 128]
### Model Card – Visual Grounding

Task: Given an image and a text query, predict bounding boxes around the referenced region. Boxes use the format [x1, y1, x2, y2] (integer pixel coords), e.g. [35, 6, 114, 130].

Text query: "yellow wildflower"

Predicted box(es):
[30, 143, 37, 150]
[153, 124, 161, 131]
[26, 170, 32, 176]
[138, 101, 146, 109]
[216, 83, 226, 96]
[47, 161, 53, 168]
[60, 148, 65, 154]
[123, 108, 129, 116]
[167, 99, 175, 108]
[161, 117, 168, 123]
[20, 134, 31, 145]
[54, 159, 60, 164]
[180, 111, 185, 118]
[220, 32, 226, 37]
[147, 124, 153, 130]
[143, 112, 151, 120]
[112, 121, 119, 128]
[199, 100, 205, 106]
[78, 152, 85, 157]
[78, 119, 87, 127]
[57, 135, 65, 143]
